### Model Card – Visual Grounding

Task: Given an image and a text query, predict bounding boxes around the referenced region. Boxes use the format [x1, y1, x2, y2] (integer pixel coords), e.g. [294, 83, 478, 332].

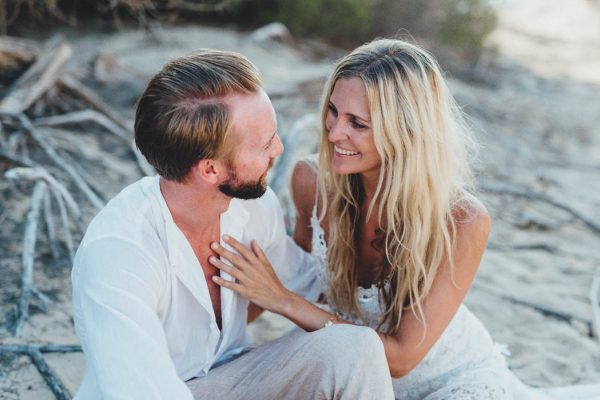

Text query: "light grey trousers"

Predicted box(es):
[186, 324, 395, 400]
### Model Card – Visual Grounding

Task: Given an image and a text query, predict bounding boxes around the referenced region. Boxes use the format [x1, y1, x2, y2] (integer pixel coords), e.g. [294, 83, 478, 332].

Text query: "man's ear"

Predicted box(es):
[191, 159, 226, 184]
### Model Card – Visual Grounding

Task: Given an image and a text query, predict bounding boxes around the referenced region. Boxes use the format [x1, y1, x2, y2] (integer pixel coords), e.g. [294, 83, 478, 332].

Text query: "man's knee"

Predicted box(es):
[306, 325, 386, 364]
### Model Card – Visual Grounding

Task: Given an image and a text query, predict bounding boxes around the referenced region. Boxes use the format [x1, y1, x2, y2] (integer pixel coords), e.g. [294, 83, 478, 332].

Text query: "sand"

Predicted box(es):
[1, 0, 599, 398]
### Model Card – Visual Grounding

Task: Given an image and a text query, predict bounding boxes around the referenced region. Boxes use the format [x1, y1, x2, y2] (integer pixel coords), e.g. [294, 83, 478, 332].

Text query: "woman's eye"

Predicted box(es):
[328, 104, 338, 116]
[351, 120, 367, 129]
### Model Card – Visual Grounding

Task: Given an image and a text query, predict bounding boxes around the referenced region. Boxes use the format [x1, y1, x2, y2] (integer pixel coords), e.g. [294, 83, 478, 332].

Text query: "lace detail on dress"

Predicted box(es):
[309, 202, 515, 400]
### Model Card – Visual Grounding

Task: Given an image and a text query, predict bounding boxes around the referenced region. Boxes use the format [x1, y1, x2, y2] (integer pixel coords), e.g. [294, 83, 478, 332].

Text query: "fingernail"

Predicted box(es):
[212, 276, 219, 281]
[223, 234, 230, 241]
[210, 242, 218, 250]
[209, 256, 217, 263]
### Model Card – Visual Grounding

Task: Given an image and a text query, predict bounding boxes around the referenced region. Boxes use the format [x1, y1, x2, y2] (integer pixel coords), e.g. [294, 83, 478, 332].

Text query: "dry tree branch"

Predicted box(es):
[591, 271, 600, 345]
[478, 179, 600, 236]
[0, 149, 33, 168]
[15, 113, 104, 210]
[8, 179, 47, 337]
[55, 78, 155, 176]
[57, 76, 130, 132]
[0, 343, 80, 400]
[35, 109, 130, 141]
[43, 189, 60, 259]
[472, 282, 593, 328]
[6, 166, 81, 261]
[52, 187, 75, 261]
[164, 0, 236, 12]
[0, 36, 71, 114]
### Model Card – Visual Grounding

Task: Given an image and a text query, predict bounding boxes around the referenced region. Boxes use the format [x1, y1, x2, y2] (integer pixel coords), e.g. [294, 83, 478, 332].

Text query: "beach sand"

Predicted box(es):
[1, 0, 599, 397]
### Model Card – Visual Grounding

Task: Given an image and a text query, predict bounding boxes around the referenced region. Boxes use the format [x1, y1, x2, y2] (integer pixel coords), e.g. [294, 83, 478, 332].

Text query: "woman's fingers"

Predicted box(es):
[208, 256, 244, 281]
[210, 241, 248, 269]
[251, 240, 269, 264]
[222, 235, 258, 263]
[212, 275, 244, 293]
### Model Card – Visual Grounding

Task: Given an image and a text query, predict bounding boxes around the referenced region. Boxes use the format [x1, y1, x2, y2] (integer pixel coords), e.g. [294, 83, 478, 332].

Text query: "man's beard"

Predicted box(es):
[218, 173, 266, 200]
[218, 160, 273, 200]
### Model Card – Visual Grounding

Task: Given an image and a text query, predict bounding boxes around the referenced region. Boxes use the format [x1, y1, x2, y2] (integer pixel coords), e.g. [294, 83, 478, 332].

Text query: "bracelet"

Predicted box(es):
[323, 315, 338, 328]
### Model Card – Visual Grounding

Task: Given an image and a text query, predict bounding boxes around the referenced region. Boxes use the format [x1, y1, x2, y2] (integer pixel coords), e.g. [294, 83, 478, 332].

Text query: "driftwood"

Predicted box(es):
[472, 282, 593, 328]
[6, 166, 81, 261]
[11, 180, 47, 337]
[43, 189, 60, 259]
[57, 76, 130, 133]
[35, 109, 130, 141]
[15, 114, 105, 210]
[0, 36, 40, 81]
[591, 271, 600, 345]
[0, 149, 33, 168]
[54, 79, 155, 176]
[0, 37, 71, 114]
[478, 179, 600, 236]
[0, 343, 81, 400]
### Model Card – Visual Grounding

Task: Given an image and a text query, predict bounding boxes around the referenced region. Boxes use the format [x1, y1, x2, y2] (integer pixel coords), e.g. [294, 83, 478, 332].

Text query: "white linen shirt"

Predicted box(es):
[71, 176, 319, 400]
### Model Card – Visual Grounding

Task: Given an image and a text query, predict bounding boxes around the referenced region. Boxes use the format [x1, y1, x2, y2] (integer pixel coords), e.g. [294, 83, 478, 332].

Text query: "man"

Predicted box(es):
[71, 49, 393, 399]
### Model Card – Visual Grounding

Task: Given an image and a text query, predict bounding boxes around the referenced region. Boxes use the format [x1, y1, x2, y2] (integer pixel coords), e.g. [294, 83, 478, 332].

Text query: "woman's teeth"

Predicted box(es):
[335, 146, 359, 156]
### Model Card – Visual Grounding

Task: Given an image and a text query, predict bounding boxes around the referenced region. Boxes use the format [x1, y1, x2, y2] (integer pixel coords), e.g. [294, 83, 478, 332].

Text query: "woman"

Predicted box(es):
[209, 39, 546, 399]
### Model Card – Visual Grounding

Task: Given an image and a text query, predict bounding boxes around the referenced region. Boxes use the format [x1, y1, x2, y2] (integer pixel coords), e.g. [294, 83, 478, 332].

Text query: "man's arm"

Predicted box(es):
[72, 237, 193, 399]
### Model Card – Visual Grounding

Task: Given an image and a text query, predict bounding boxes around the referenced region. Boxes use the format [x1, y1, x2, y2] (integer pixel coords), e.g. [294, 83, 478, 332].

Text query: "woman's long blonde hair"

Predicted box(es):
[317, 39, 476, 335]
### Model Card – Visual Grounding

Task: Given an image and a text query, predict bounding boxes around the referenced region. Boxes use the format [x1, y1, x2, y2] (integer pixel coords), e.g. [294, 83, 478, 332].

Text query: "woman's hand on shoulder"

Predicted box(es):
[291, 158, 318, 252]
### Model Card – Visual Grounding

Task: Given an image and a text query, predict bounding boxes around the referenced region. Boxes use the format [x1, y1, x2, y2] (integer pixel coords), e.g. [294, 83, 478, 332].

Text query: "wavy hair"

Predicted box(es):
[317, 39, 476, 335]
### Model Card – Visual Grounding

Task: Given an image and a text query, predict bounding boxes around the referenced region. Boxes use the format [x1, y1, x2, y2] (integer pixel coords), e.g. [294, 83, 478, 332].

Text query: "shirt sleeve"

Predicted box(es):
[261, 188, 321, 302]
[71, 237, 193, 400]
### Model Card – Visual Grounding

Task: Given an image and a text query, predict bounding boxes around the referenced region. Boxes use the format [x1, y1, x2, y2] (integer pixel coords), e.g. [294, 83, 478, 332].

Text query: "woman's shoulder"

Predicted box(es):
[451, 191, 491, 236]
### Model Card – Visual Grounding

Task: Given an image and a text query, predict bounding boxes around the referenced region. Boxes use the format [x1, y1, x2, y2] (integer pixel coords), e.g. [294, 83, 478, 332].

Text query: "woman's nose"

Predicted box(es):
[327, 119, 348, 142]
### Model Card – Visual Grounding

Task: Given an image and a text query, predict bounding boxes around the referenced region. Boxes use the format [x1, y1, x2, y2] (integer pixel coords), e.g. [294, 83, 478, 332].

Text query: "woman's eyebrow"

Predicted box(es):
[329, 100, 370, 123]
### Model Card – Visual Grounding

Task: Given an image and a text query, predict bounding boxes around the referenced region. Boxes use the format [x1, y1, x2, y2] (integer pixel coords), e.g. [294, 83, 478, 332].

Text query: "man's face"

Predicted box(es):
[218, 89, 282, 200]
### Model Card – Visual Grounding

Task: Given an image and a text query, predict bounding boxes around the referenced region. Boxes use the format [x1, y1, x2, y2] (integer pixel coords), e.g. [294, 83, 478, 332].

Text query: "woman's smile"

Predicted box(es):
[334, 145, 360, 156]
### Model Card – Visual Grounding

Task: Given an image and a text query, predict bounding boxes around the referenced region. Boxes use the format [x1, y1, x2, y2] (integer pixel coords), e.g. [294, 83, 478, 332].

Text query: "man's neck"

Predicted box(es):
[159, 177, 231, 237]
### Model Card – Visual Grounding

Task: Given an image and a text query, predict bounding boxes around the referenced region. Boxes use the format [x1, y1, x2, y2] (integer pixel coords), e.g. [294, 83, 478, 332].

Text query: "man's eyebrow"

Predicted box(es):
[264, 130, 277, 148]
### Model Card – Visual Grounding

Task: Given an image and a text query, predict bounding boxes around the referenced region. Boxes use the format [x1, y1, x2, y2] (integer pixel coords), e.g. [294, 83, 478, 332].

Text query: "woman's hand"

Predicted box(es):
[209, 235, 293, 315]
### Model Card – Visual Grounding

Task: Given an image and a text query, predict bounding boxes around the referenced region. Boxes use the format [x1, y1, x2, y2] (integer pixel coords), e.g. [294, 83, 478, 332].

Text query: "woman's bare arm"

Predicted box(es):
[380, 203, 492, 377]
[290, 159, 317, 253]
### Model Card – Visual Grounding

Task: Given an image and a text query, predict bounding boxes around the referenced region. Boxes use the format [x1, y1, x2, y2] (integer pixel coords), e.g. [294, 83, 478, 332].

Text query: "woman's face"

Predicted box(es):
[325, 77, 381, 179]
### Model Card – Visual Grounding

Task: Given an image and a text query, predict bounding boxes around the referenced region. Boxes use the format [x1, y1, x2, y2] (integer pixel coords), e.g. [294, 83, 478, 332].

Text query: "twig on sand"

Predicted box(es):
[57, 76, 130, 133]
[43, 189, 60, 259]
[472, 282, 593, 328]
[6, 166, 81, 261]
[0, 343, 81, 400]
[11, 180, 47, 337]
[590, 271, 600, 345]
[50, 82, 155, 176]
[0, 149, 33, 168]
[15, 114, 105, 210]
[35, 109, 130, 141]
[478, 179, 600, 236]
[0, 37, 71, 114]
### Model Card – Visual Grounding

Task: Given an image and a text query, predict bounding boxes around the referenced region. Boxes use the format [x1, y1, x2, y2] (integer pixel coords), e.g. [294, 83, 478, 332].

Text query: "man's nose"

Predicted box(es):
[272, 133, 284, 156]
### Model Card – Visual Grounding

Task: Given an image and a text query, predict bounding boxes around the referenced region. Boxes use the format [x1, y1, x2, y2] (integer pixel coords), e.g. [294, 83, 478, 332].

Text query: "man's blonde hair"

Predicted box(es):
[135, 49, 262, 181]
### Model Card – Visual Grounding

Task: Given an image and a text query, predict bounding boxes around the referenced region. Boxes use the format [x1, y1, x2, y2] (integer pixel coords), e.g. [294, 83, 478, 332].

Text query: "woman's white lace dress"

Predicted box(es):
[309, 205, 536, 400]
